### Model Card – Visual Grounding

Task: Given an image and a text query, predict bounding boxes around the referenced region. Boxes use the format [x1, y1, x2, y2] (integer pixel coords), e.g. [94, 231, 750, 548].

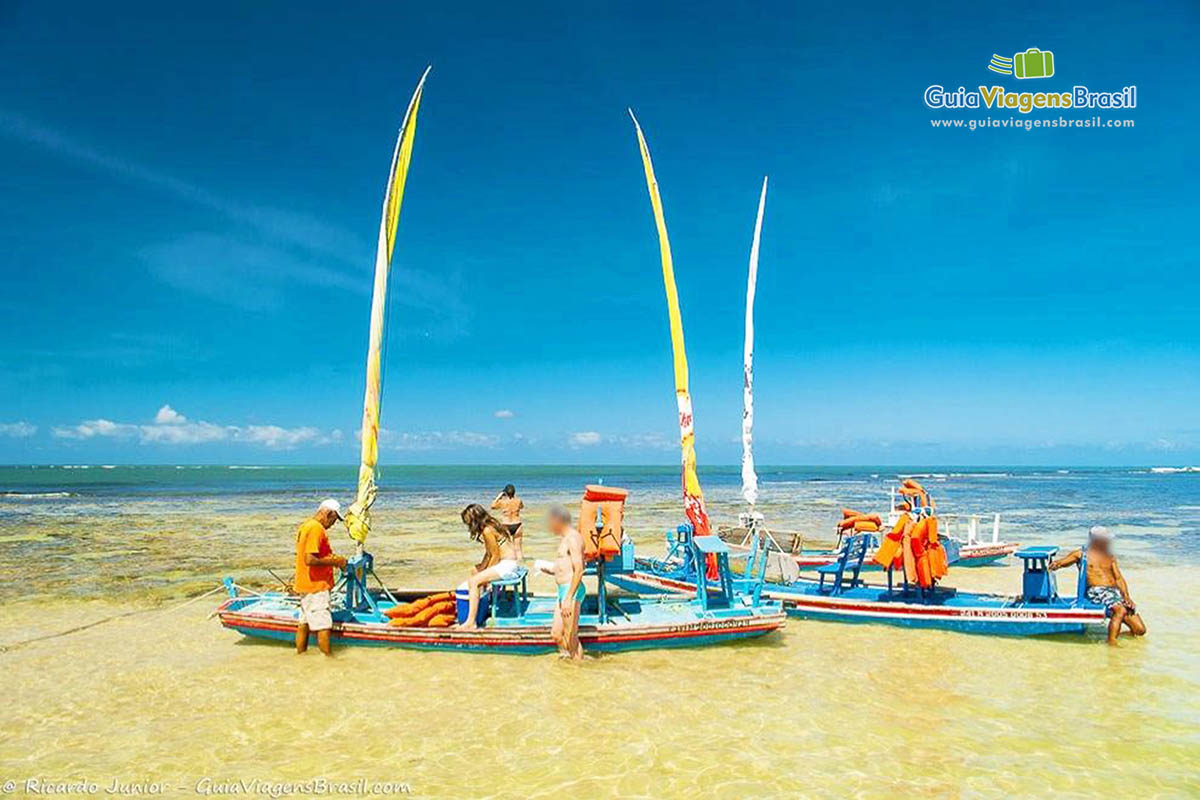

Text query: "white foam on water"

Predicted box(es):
[948, 472, 1011, 478]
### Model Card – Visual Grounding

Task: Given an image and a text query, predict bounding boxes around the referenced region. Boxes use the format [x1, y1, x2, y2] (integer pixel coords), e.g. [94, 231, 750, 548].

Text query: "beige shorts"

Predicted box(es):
[299, 590, 332, 631]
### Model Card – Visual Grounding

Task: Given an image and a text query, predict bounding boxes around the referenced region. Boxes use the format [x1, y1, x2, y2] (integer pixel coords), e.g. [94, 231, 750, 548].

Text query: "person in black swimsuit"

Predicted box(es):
[490, 484, 524, 560]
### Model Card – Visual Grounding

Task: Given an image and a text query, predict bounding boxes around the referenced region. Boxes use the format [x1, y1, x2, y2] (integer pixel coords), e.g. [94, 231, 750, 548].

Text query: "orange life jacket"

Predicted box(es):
[581, 488, 628, 561]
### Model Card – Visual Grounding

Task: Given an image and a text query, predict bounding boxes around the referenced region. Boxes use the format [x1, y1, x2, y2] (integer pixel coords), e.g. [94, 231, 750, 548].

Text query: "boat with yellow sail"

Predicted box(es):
[215, 80, 784, 654]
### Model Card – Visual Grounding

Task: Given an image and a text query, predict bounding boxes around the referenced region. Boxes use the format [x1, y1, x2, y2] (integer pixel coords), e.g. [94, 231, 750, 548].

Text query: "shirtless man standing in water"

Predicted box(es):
[1051, 526, 1147, 645]
[538, 505, 584, 661]
[491, 484, 525, 561]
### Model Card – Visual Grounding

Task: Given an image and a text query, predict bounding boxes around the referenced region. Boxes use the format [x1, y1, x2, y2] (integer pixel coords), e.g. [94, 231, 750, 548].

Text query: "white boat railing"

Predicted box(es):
[939, 513, 1003, 546]
[886, 487, 1003, 545]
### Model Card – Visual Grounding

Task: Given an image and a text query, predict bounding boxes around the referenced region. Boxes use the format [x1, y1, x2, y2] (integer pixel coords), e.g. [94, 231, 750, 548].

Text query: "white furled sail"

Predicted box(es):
[741, 176, 767, 508]
[344, 66, 430, 546]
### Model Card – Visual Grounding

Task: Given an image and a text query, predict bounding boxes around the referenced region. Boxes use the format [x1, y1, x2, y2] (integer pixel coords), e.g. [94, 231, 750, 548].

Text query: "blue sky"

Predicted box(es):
[0, 1, 1196, 465]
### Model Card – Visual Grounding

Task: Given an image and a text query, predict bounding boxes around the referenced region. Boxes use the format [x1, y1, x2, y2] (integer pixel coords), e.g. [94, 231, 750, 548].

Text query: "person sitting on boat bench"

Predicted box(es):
[294, 499, 349, 656]
[536, 504, 584, 661]
[456, 503, 522, 630]
[1050, 526, 1146, 646]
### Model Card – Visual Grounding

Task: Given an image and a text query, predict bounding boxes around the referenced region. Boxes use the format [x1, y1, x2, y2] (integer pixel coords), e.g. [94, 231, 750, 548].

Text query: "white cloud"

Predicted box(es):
[237, 425, 325, 449]
[141, 420, 231, 445]
[52, 419, 138, 440]
[0, 421, 37, 438]
[565, 431, 672, 449]
[494, 409, 515, 419]
[0, 110, 365, 266]
[569, 431, 603, 447]
[154, 404, 186, 425]
[377, 428, 501, 451]
[52, 407, 337, 450]
[0, 111, 468, 331]
[615, 433, 673, 450]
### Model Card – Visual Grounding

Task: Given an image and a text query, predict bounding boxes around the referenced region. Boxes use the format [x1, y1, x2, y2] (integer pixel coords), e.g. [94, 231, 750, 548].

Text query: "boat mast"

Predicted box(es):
[345, 66, 431, 549]
[629, 110, 711, 538]
[741, 177, 767, 510]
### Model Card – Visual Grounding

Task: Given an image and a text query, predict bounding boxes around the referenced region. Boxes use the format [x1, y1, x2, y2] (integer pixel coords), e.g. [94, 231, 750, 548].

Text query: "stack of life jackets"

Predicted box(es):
[872, 480, 950, 588]
[580, 485, 627, 562]
[896, 477, 935, 514]
[384, 591, 457, 627]
[838, 508, 882, 533]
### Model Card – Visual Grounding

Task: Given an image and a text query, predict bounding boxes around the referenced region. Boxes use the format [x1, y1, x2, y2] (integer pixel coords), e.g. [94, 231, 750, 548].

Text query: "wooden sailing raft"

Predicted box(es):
[608, 532, 1108, 637]
[217, 483, 785, 654]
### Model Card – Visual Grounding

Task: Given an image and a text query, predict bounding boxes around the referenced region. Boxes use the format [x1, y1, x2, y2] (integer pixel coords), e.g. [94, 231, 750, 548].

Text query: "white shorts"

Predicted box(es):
[492, 559, 521, 581]
[299, 590, 332, 631]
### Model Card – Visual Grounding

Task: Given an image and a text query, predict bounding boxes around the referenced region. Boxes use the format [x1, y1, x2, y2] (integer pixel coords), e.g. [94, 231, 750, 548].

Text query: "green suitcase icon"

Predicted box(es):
[1014, 48, 1054, 79]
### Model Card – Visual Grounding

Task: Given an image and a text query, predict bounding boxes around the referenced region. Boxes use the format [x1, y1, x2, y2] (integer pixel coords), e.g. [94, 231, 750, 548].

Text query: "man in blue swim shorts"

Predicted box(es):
[546, 505, 584, 661]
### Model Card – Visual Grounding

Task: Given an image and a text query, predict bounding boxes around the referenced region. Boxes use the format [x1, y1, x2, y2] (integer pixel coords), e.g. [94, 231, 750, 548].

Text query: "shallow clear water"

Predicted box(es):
[1, 466, 1197, 797]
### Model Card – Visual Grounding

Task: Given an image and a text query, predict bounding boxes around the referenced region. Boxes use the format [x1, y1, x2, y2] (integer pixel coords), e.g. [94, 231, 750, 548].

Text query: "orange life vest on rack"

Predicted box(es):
[581, 485, 627, 561]
[908, 516, 949, 587]
[874, 514, 909, 568]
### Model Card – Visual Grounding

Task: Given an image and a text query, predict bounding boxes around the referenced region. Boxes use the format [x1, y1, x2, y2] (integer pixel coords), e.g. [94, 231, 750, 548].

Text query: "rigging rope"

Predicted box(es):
[0, 582, 241, 654]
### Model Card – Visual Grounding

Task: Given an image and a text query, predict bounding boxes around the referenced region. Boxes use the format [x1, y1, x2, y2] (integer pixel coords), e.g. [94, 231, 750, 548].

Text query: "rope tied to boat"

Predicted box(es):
[0, 581, 252, 654]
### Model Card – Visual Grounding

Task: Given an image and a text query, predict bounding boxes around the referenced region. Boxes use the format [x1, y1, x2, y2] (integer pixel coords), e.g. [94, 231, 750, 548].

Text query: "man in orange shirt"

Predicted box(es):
[294, 499, 348, 655]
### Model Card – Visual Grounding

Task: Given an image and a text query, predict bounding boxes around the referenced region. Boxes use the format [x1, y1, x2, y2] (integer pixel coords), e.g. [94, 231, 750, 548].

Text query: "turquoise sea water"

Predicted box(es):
[2, 463, 1196, 564]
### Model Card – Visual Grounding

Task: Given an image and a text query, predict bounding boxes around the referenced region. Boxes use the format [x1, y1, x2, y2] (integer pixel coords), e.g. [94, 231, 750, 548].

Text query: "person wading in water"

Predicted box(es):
[491, 483, 525, 561]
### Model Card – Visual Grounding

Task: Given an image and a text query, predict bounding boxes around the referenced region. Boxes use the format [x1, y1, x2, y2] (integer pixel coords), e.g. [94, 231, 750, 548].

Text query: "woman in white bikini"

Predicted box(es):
[457, 503, 520, 630]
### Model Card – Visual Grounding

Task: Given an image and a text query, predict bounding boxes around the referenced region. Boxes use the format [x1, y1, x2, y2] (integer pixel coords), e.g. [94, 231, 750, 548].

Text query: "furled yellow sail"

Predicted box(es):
[629, 110, 711, 537]
[345, 66, 430, 545]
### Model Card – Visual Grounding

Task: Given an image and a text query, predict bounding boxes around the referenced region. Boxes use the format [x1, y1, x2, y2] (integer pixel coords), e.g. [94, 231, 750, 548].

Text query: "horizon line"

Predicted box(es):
[1, 463, 1193, 470]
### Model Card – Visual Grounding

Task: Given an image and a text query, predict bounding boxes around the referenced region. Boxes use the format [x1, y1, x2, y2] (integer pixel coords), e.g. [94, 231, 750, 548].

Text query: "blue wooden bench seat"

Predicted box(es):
[817, 534, 870, 595]
[488, 566, 529, 616]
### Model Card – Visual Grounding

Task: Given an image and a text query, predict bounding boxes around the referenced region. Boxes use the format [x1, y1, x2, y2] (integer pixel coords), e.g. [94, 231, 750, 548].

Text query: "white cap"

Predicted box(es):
[319, 499, 343, 519]
[1089, 525, 1114, 541]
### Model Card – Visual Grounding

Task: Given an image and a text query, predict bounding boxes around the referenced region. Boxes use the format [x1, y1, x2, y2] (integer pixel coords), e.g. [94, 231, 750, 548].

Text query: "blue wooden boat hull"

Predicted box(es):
[218, 591, 785, 655]
[607, 562, 1108, 637]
